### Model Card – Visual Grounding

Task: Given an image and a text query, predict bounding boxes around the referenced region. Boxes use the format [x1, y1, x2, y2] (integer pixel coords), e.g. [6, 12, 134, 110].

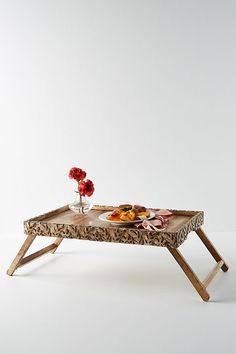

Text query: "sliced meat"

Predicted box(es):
[155, 209, 172, 216]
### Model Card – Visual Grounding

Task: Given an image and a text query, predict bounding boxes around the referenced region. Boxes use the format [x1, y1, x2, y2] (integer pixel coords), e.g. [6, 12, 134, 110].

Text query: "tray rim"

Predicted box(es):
[25, 203, 203, 218]
[24, 204, 204, 234]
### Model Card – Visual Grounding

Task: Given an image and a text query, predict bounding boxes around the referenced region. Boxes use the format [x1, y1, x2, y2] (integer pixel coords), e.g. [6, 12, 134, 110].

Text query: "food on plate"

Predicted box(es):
[107, 204, 150, 222]
[120, 209, 136, 221]
[137, 211, 150, 217]
[118, 204, 132, 211]
[133, 205, 146, 213]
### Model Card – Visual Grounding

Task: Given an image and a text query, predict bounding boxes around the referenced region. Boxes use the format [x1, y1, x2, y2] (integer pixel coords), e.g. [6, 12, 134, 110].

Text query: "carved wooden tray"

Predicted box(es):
[24, 205, 204, 248]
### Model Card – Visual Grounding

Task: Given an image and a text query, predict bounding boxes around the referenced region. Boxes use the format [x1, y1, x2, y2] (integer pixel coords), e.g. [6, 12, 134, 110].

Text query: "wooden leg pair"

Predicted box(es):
[7, 228, 228, 301]
[168, 228, 228, 301]
[7, 236, 63, 276]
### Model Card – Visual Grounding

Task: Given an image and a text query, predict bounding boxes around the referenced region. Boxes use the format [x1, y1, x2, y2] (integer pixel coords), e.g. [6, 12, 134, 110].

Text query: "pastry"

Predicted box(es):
[106, 204, 150, 221]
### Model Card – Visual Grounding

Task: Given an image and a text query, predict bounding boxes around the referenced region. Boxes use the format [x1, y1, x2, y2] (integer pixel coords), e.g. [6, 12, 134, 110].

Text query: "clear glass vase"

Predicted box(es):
[69, 191, 92, 214]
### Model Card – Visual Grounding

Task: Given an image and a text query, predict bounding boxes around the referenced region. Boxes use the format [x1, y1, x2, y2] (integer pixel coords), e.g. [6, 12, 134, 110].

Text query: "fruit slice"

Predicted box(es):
[137, 211, 150, 217]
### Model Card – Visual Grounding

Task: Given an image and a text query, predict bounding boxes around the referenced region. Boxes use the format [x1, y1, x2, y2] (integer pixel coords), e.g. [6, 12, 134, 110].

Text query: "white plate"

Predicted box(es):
[98, 210, 155, 225]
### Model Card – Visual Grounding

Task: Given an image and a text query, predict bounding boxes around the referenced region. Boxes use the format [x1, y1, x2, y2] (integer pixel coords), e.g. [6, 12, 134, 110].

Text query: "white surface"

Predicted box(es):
[1, 231, 235, 354]
[0, 0, 236, 235]
[0, 1, 235, 353]
[98, 210, 155, 224]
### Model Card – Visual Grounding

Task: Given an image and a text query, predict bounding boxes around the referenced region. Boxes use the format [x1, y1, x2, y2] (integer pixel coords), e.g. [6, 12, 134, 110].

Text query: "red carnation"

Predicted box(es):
[78, 179, 95, 197]
[69, 167, 86, 182]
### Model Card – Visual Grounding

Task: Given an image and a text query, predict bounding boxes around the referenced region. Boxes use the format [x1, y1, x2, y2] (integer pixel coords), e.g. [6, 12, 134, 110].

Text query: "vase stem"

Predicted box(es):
[79, 194, 84, 214]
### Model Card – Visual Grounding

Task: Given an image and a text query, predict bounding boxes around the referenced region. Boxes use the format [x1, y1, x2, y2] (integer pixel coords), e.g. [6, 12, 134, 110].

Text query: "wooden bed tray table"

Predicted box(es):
[7, 205, 229, 301]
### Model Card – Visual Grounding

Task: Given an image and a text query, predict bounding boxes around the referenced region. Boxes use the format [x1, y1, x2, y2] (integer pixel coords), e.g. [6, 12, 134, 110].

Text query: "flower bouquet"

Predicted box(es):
[68, 166, 94, 214]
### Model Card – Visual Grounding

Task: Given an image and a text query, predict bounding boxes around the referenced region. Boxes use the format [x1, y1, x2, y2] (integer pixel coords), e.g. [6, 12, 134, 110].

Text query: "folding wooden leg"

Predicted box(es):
[7, 234, 36, 276]
[167, 246, 210, 301]
[167, 229, 229, 301]
[50, 237, 63, 254]
[196, 228, 229, 272]
[7, 235, 63, 276]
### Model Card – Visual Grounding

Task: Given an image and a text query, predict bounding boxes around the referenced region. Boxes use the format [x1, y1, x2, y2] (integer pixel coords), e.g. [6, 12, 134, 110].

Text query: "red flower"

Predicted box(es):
[78, 179, 95, 197]
[69, 167, 86, 182]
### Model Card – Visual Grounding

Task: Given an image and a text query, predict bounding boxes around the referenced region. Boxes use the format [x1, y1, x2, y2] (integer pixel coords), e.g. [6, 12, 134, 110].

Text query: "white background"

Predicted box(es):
[0, 1, 235, 354]
[0, 0, 236, 234]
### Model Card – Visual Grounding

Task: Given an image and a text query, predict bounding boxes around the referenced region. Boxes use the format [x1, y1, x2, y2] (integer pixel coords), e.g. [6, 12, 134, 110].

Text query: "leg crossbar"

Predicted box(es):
[7, 235, 63, 276]
[167, 228, 228, 301]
